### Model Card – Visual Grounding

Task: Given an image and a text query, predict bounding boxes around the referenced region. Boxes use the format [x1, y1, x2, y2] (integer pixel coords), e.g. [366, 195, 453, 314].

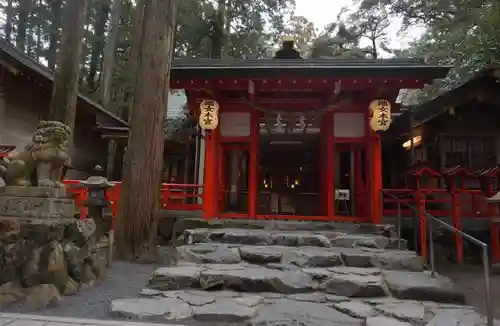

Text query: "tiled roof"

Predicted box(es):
[0, 39, 128, 127]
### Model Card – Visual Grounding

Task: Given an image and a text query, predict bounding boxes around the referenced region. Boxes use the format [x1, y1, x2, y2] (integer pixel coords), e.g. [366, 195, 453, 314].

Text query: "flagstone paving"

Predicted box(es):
[108, 221, 499, 325]
[0, 313, 185, 326]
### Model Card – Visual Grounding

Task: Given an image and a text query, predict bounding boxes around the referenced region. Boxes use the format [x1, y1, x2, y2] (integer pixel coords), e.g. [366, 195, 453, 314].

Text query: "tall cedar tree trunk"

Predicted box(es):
[120, 2, 145, 121]
[48, 0, 89, 134]
[5, 0, 13, 42]
[48, 0, 63, 71]
[0, 72, 6, 145]
[115, 0, 179, 262]
[88, 0, 111, 91]
[36, 0, 43, 61]
[100, 0, 121, 110]
[210, 0, 226, 58]
[16, 0, 31, 51]
[80, 20, 91, 86]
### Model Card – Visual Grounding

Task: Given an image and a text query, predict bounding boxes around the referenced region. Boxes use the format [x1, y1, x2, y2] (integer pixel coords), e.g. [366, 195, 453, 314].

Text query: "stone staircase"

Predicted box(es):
[108, 219, 495, 325]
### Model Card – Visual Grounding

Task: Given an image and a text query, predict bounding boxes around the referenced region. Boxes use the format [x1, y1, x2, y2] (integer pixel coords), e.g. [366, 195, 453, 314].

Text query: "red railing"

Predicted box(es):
[160, 183, 203, 211]
[62, 179, 88, 219]
[0, 145, 15, 157]
[62, 180, 203, 226]
[382, 188, 490, 218]
[381, 187, 499, 264]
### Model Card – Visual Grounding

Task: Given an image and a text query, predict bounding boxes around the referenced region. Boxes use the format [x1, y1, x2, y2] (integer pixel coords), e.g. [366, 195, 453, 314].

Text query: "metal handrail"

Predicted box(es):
[380, 189, 493, 326]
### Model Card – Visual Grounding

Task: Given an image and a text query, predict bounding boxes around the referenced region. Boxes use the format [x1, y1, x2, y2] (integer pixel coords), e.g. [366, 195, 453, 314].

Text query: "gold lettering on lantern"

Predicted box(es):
[369, 99, 392, 131]
[199, 99, 220, 130]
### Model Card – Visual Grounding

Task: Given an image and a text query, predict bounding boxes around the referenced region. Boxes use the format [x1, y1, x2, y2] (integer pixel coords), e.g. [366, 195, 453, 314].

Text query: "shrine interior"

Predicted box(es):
[218, 112, 367, 218]
[258, 133, 321, 216]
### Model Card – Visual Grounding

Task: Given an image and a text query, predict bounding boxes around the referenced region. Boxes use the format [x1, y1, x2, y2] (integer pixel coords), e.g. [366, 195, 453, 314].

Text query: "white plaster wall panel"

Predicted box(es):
[220, 112, 251, 137]
[333, 113, 365, 138]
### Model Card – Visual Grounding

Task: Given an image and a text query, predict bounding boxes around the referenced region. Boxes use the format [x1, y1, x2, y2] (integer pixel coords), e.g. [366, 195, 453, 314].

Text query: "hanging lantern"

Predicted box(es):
[199, 99, 220, 130]
[368, 99, 392, 131]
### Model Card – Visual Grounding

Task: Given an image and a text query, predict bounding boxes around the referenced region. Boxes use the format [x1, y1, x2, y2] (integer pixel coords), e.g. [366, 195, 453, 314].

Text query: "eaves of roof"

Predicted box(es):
[0, 39, 128, 127]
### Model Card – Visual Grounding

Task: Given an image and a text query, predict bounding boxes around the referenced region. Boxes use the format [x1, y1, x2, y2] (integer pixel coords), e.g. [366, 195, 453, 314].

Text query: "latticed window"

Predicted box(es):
[442, 136, 497, 171]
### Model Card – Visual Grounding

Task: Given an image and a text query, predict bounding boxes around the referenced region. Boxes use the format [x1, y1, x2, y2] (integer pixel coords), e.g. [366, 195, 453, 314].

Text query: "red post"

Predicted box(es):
[354, 150, 364, 217]
[417, 190, 427, 260]
[203, 130, 218, 219]
[451, 191, 463, 263]
[325, 112, 335, 218]
[161, 187, 170, 210]
[491, 222, 500, 263]
[105, 183, 120, 230]
[371, 133, 382, 224]
[320, 117, 327, 215]
[218, 144, 225, 212]
[248, 111, 259, 218]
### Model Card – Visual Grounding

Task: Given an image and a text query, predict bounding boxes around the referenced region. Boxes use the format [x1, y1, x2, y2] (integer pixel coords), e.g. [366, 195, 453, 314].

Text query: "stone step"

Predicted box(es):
[148, 262, 463, 303]
[182, 228, 407, 249]
[109, 289, 489, 325]
[171, 243, 422, 271]
[173, 218, 397, 237]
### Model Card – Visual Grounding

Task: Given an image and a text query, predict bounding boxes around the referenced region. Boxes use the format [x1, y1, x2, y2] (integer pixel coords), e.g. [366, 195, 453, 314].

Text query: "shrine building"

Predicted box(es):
[168, 38, 451, 223]
[0, 39, 127, 178]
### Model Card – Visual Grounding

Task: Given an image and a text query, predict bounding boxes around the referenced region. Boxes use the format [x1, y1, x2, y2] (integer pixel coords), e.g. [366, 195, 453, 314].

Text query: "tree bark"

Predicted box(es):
[0, 72, 7, 145]
[100, 0, 122, 110]
[115, 0, 179, 262]
[36, 0, 43, 61]
[210, 0, 226, 58]
[48, 0, 63, 71]
[5, 0, 13, 42]
[88, 0, 111, 91]
[48, 0, 89, 134]
[121, 2, 145, 121]
[16, 0, 31, 51]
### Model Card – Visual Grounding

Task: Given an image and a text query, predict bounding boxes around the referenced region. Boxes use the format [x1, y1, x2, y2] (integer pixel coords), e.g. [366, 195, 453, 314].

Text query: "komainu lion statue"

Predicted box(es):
[0, 120, 71, 188]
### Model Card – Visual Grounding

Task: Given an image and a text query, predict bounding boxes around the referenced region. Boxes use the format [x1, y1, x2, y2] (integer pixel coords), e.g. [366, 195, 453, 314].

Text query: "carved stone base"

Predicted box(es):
[0, 186, 68, 198]
[0, 217, 107, 307]
[0, 186, 75, 218]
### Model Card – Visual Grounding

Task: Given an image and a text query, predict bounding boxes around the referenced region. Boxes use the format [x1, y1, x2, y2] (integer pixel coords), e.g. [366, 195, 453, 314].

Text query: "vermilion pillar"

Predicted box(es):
[320, 120, 327, 215]
[326, 112, 335, 218]
[218, 142, 225, 213]
[248, 111, 259, 218]
[203, 130, 218, 219]
[354, 150, 364, 217]
[371, 133, 382, 224]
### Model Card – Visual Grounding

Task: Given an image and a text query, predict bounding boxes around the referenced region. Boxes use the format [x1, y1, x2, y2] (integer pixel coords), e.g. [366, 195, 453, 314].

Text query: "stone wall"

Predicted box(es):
[0, 217, 108, 309]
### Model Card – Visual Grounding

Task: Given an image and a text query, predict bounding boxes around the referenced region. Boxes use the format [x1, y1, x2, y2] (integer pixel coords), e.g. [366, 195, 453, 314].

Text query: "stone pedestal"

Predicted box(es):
[0, 186, 75, 218]
[0, 217, 107, 309]
[0, 186, 107, 309]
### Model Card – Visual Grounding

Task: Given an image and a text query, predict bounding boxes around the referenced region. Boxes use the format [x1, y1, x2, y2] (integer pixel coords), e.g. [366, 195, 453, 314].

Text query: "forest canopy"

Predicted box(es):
[0, 0, 497, 110]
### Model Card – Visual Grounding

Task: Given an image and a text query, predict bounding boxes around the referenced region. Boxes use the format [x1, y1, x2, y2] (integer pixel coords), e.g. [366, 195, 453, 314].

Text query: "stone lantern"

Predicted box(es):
[79, 165, 114, 241]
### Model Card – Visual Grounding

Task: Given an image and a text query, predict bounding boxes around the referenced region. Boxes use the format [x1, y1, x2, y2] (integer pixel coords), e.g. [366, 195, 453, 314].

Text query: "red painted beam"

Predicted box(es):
[172, 77, 426, 90]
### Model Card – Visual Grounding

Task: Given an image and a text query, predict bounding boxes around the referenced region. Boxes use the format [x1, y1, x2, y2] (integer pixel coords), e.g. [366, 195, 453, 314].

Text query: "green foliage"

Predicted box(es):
[0, 0, 296, 114]
[175, 0, 295, 59]
[358, 0, 500, 102]
[282, 1, 394, 59]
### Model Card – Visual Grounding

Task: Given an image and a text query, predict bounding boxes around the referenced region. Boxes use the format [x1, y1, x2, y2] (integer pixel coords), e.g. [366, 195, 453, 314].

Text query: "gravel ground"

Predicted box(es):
[3, 261, 159, 319]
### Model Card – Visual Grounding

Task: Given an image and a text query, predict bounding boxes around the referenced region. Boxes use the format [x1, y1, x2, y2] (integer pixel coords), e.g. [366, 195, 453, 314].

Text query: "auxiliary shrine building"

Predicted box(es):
[169, 39, 450, 223]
